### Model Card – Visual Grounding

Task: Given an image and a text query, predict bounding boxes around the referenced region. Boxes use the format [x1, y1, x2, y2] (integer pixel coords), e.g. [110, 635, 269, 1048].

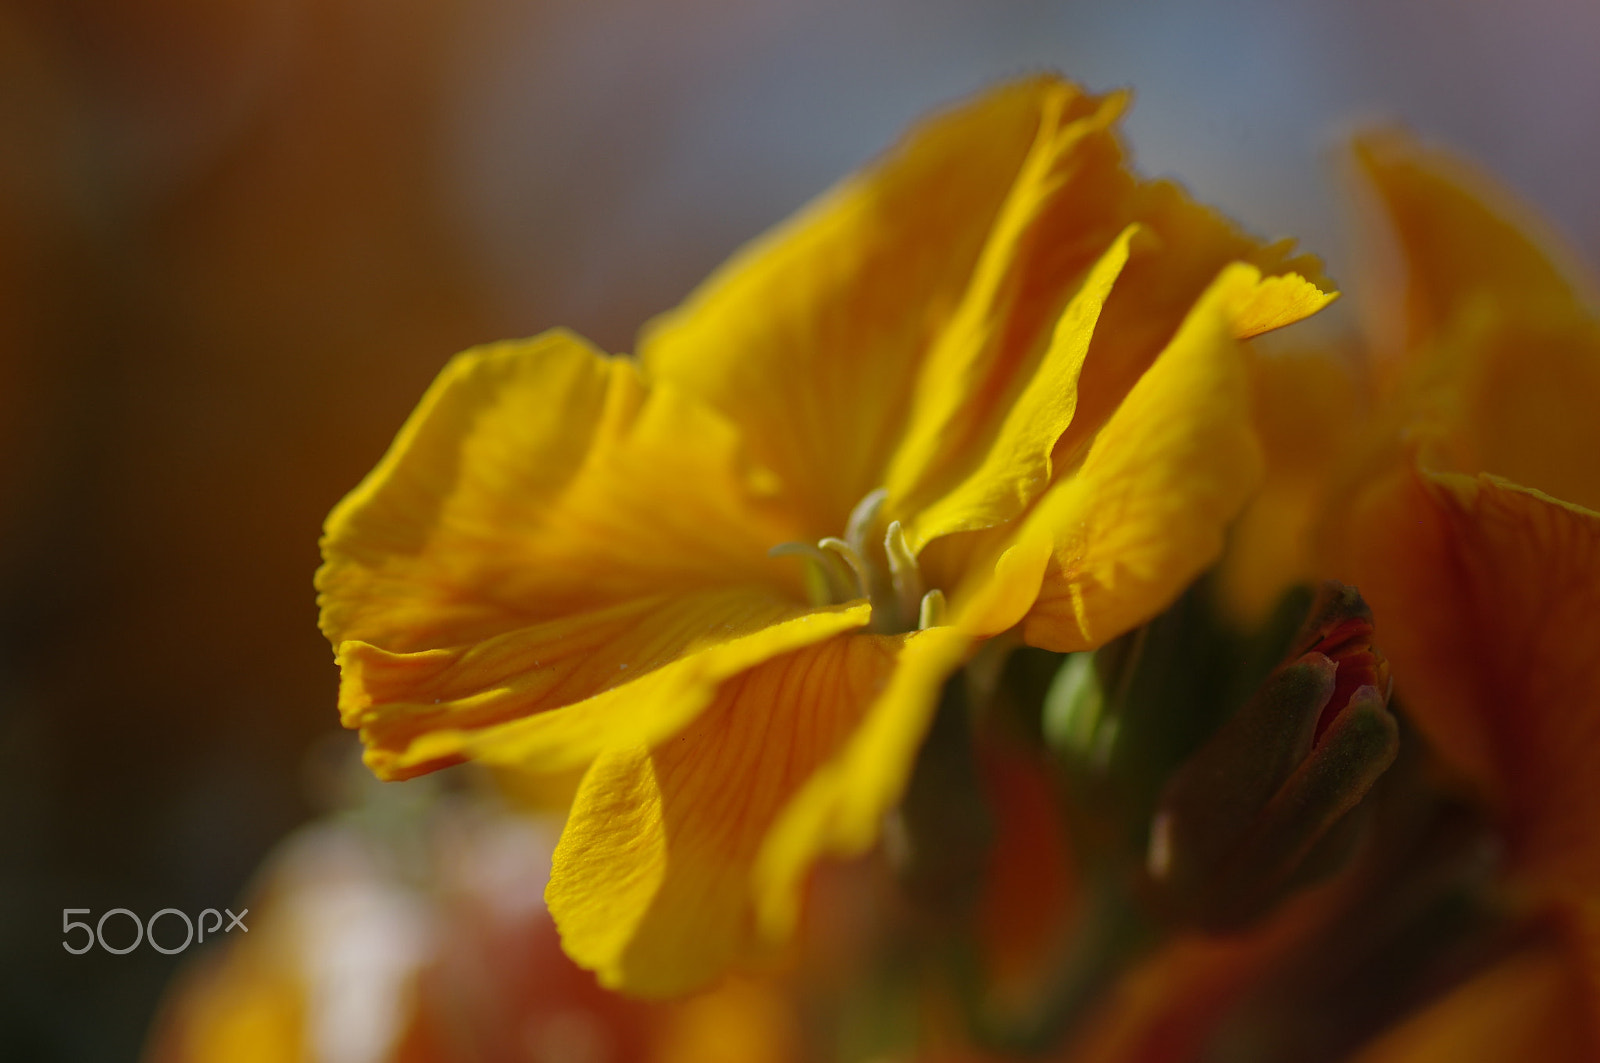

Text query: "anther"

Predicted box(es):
[918, 589, 947, 630]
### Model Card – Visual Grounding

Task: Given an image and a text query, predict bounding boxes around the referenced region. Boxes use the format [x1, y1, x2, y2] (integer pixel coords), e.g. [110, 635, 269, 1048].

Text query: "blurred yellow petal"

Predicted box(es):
[969, 264, 1266, 653]
[638, 78, 1062, 536]
[546, 631, 905, 996]
[1349, 131, 1600, 513]
[1218, 348, 1364, 626]
[655, 979, 800, 1063]
[147, 950, 308, 1063]
[1347, 468, 1600, 897]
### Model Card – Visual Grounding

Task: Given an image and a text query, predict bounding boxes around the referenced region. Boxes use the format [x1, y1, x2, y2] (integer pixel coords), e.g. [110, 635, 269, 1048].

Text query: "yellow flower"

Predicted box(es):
[316, 76, 1331, 996]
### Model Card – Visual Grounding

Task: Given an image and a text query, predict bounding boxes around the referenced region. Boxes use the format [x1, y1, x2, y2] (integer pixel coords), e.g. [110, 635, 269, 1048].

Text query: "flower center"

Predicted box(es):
[770, 488, 947, 634]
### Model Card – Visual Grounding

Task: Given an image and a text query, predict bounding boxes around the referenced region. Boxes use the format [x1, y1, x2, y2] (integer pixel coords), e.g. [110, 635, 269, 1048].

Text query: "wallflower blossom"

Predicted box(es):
[1334, 133, 1600, 1063]
[316, 75, 1332, 995]
[1055, 133, 1600, 1063]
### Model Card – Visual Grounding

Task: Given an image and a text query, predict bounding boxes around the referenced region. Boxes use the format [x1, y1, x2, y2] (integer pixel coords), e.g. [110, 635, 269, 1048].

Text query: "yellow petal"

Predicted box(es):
[958, 264, 1266, 652]
[753, 624, 973, 939]
[1349, 939, 1593, 1063]
[545, 630, 905, 996]
[318, 329, 804, 656]
[1227, 271, 1342, 341]
[896, 224, 1139, 550]
[884, 89, 1138, 533]
[1346, 468, 1600, 899]
[638, 77, 1069, 536]
[317, 332, 871, 779]
[338, 592, 870, 780]
[752, 624, 972, 941]
[887, 99, 1333, 551]
[1351, 129, 1599, 353]
[1054, 182, 1333, 478]
[147, 946, 309, 1063]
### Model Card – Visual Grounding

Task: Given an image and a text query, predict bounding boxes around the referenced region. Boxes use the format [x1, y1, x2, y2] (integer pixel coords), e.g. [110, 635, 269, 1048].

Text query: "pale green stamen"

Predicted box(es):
[770, 488, 946, 634]
[818, 537, 872, 599]
[884, 520, 923, 632]
[845, 487, 888, 558]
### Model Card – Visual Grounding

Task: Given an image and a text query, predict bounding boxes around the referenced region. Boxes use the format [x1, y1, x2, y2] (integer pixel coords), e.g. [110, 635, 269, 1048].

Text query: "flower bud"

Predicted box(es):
[1147, 582, 1397, 931]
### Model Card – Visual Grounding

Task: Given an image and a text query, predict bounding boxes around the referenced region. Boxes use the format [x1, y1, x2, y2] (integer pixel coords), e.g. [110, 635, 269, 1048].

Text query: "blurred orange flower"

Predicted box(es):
[1335, 133, 1600, 1062]
[1212, 129, 1600, 1062]
[145, 797, 801, 1063]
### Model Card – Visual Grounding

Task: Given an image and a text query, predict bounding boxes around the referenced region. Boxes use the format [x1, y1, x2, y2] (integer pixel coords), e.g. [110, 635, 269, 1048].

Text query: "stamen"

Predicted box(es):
[818, 538, 872, 600]
[845, 487, 888, 557]
[770, 488, 944, 632]
[884, 520, 924, 630]
[769, 542, 857, 605]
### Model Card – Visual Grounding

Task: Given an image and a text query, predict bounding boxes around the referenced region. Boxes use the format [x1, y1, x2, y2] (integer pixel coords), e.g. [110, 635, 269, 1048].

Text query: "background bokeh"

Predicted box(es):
[2, 0, 1597, 1058]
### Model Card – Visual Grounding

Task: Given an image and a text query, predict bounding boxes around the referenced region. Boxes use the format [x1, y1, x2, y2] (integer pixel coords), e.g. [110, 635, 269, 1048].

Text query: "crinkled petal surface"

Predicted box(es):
[1347, 469, 1600, 898]
[952, 264, 1268, 650]
[317, 333, 860, 778]
[883, 89, 1330, 552]
[340, 596, 871, 780]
